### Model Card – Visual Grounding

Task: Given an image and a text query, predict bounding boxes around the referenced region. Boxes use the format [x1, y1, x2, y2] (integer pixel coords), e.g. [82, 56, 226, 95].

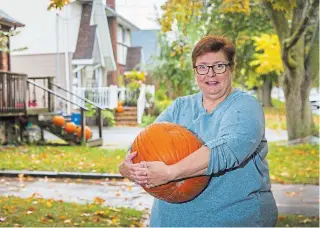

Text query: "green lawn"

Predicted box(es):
[0, 196, 143, 227]
[268, 143, 319, 184]
[0, 146, 126, 173]
[276, 214, 319, 227]
[0, 196, 318, 227]
[0, 143, 318, 185]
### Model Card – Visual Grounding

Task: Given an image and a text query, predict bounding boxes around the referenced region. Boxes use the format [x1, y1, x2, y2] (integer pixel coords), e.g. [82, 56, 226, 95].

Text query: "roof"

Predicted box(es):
[125, 47, 142, 71]
[105, 5, 140, 31]
[0, 9, 24, 27]
[73, 4, 96, 60]
[132, 30, 159, 64]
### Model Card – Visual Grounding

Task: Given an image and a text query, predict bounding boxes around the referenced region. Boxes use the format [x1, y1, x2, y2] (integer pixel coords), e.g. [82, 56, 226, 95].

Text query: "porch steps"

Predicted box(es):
[115, 106, 138, 126]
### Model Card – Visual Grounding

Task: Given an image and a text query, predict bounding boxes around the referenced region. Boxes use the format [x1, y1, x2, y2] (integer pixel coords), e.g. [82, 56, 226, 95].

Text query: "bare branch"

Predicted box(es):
[284, 0, 319, 50]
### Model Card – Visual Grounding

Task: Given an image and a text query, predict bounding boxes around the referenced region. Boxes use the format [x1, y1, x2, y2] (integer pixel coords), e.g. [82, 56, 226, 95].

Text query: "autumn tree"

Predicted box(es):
[260, 0, 319, 140]
[48, 0, 70, 10]
[159, 0, 319, 140]
[203, 1, 276, 106]
[249, 34, 283, 106]
[151, 0, 205, 98]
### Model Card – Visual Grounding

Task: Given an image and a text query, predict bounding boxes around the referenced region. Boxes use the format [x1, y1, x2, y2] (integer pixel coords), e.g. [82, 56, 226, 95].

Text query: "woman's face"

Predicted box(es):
[194, 51, 233, 100]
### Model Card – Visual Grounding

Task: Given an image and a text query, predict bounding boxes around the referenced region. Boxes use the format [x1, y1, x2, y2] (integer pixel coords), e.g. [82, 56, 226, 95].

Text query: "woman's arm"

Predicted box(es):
[118, 99, 179, 181]
[134, 96, 265, 187]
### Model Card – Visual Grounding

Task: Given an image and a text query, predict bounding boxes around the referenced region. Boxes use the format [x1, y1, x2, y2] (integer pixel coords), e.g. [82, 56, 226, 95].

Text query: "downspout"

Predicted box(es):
[64, 5, 71, 114]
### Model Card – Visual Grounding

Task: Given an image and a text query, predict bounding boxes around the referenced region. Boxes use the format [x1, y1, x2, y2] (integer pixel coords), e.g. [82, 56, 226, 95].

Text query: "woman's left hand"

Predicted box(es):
[140, 161, 174, 188]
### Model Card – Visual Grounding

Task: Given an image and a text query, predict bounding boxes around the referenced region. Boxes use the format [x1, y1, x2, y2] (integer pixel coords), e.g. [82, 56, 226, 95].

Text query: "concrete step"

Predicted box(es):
[115, 116, 137, 121]
[116, 111, 137, 116]
[86, 138, 103, 147]
[123, 106, 137, 111]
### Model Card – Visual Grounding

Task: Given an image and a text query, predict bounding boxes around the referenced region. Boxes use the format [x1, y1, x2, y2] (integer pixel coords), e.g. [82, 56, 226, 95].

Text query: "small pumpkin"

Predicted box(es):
[131, 122, 210, 203]
[52, 115, 65, 127]
[65, 122, 77, 134]
[76, 126, 92, 140]
[116, 101, 124, 113]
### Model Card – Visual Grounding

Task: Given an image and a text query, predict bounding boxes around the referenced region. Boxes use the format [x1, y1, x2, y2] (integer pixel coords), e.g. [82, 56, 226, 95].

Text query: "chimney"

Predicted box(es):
[106, 0, 115, 9]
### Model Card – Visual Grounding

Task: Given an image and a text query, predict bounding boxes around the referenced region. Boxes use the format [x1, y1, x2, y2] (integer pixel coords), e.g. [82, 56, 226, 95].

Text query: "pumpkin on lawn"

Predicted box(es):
[64, 122, 77, 134]
[131, 122, 210, 203]
[76, 126, 93, 140]
[52, 115, 65, 127]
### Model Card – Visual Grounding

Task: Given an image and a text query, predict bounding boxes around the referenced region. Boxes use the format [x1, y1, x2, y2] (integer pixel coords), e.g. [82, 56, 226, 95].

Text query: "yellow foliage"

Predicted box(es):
[159, 0, 203, 33]
[267, 0, 297, 13]
[250, 34, 283, 75]
[221, 0, 250, 15]
[48, 0, 70, 10]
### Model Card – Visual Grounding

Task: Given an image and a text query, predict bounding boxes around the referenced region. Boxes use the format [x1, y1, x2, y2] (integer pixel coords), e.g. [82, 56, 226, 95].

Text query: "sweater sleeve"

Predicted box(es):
[154, 98, 180, 123]
[205, 96, 265, 175]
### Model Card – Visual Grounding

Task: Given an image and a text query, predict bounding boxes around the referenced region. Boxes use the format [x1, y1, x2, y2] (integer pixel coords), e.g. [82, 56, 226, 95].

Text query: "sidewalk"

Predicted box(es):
[0, 177, 319, 218]
[44, 126, 289, 149]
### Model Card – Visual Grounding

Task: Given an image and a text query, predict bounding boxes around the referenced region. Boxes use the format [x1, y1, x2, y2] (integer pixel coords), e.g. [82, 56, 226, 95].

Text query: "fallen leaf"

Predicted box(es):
[46, 202, 53, 208]
[26, 211, 33, 215]
[93, 197, 105, 205]
[285, 191, 300, 197]
[64, 219, 71, 224]
[46, 214, 54, 220]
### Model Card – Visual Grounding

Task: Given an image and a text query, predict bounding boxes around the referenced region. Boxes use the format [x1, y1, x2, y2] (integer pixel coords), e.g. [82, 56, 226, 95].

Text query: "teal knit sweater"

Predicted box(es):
[150, 89, 278, 227]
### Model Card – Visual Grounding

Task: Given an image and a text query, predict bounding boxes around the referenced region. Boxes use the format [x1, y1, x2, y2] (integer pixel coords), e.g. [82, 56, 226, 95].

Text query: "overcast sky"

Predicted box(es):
[115, 0, 166, 30]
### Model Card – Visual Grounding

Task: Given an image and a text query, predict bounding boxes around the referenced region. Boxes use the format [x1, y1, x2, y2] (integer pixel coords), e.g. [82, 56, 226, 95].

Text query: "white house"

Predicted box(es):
[1, 0, 150, 115]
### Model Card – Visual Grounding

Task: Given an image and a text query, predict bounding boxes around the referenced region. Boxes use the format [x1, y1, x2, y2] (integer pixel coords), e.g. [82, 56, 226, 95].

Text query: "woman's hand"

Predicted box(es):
[119, 152, 146, 183]
[139, 161, 175, 188]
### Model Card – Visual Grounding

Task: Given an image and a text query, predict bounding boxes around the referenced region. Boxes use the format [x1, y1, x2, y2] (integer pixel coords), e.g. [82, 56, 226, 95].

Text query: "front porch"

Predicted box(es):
[72, 84, 155, 125]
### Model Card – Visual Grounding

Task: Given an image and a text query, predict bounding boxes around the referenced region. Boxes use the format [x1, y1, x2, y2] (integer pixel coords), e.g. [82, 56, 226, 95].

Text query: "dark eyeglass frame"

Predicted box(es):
[193, 63, 232, 75]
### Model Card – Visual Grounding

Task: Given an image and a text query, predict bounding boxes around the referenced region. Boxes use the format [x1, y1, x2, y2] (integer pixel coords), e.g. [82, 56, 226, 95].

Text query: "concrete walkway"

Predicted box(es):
[45, 126, 289, 148]
[0, 177, 319, 220]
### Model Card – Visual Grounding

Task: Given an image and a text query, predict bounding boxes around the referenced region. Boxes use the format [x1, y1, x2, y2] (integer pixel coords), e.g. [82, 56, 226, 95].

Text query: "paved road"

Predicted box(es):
[0, 177, 318, 220]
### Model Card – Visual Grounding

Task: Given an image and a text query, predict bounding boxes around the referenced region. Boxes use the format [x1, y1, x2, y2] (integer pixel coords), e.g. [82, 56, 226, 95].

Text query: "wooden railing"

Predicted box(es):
[51, 82, 105, 139]
[27, 79, 89, 144]
[27, 76, 55, 112]
[0, 71, 27, 115]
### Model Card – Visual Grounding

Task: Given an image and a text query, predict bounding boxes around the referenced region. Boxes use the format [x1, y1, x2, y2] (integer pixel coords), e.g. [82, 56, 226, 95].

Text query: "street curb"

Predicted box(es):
[0, 170, 125, 179]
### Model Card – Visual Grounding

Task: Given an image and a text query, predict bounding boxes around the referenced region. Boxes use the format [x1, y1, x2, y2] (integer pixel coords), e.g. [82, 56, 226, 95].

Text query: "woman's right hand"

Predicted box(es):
[119, 152, 146, 182]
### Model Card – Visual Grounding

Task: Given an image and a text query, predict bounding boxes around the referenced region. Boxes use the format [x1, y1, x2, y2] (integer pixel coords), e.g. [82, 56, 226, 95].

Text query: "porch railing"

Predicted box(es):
[0, 70, 27, 115]
[73, 84, 155, 123]
[27, 76, 55, 112]
[73, 86, 118, 109]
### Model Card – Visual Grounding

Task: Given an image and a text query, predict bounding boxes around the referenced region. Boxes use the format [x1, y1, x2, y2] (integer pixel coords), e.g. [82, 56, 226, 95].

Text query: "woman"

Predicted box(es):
[119, 35, 278, 227]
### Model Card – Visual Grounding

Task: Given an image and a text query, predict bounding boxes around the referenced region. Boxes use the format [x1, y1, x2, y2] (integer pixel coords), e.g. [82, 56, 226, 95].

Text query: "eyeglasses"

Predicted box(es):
[194, 63, 231, 75]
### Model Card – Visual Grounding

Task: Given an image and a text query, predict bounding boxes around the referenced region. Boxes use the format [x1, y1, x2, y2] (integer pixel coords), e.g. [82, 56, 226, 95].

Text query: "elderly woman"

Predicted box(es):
[119, 35, 278, 227]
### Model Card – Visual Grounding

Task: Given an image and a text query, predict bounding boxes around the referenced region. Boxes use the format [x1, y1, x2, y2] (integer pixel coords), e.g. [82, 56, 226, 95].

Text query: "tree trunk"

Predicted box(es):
[257, 76, 273, 107]
[283, 67, 313, 140]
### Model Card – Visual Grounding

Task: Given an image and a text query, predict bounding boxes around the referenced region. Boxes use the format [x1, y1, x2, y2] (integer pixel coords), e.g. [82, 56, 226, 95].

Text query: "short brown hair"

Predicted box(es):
[192, 35, 236, 67]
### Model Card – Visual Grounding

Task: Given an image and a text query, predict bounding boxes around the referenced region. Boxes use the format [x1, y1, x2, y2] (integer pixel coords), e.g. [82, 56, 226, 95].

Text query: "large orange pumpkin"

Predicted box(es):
[52, 115, 65, 127]
[131, 122, 210, 203]
[65, 122, 77, 134]
[76, 126, 93, 140]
